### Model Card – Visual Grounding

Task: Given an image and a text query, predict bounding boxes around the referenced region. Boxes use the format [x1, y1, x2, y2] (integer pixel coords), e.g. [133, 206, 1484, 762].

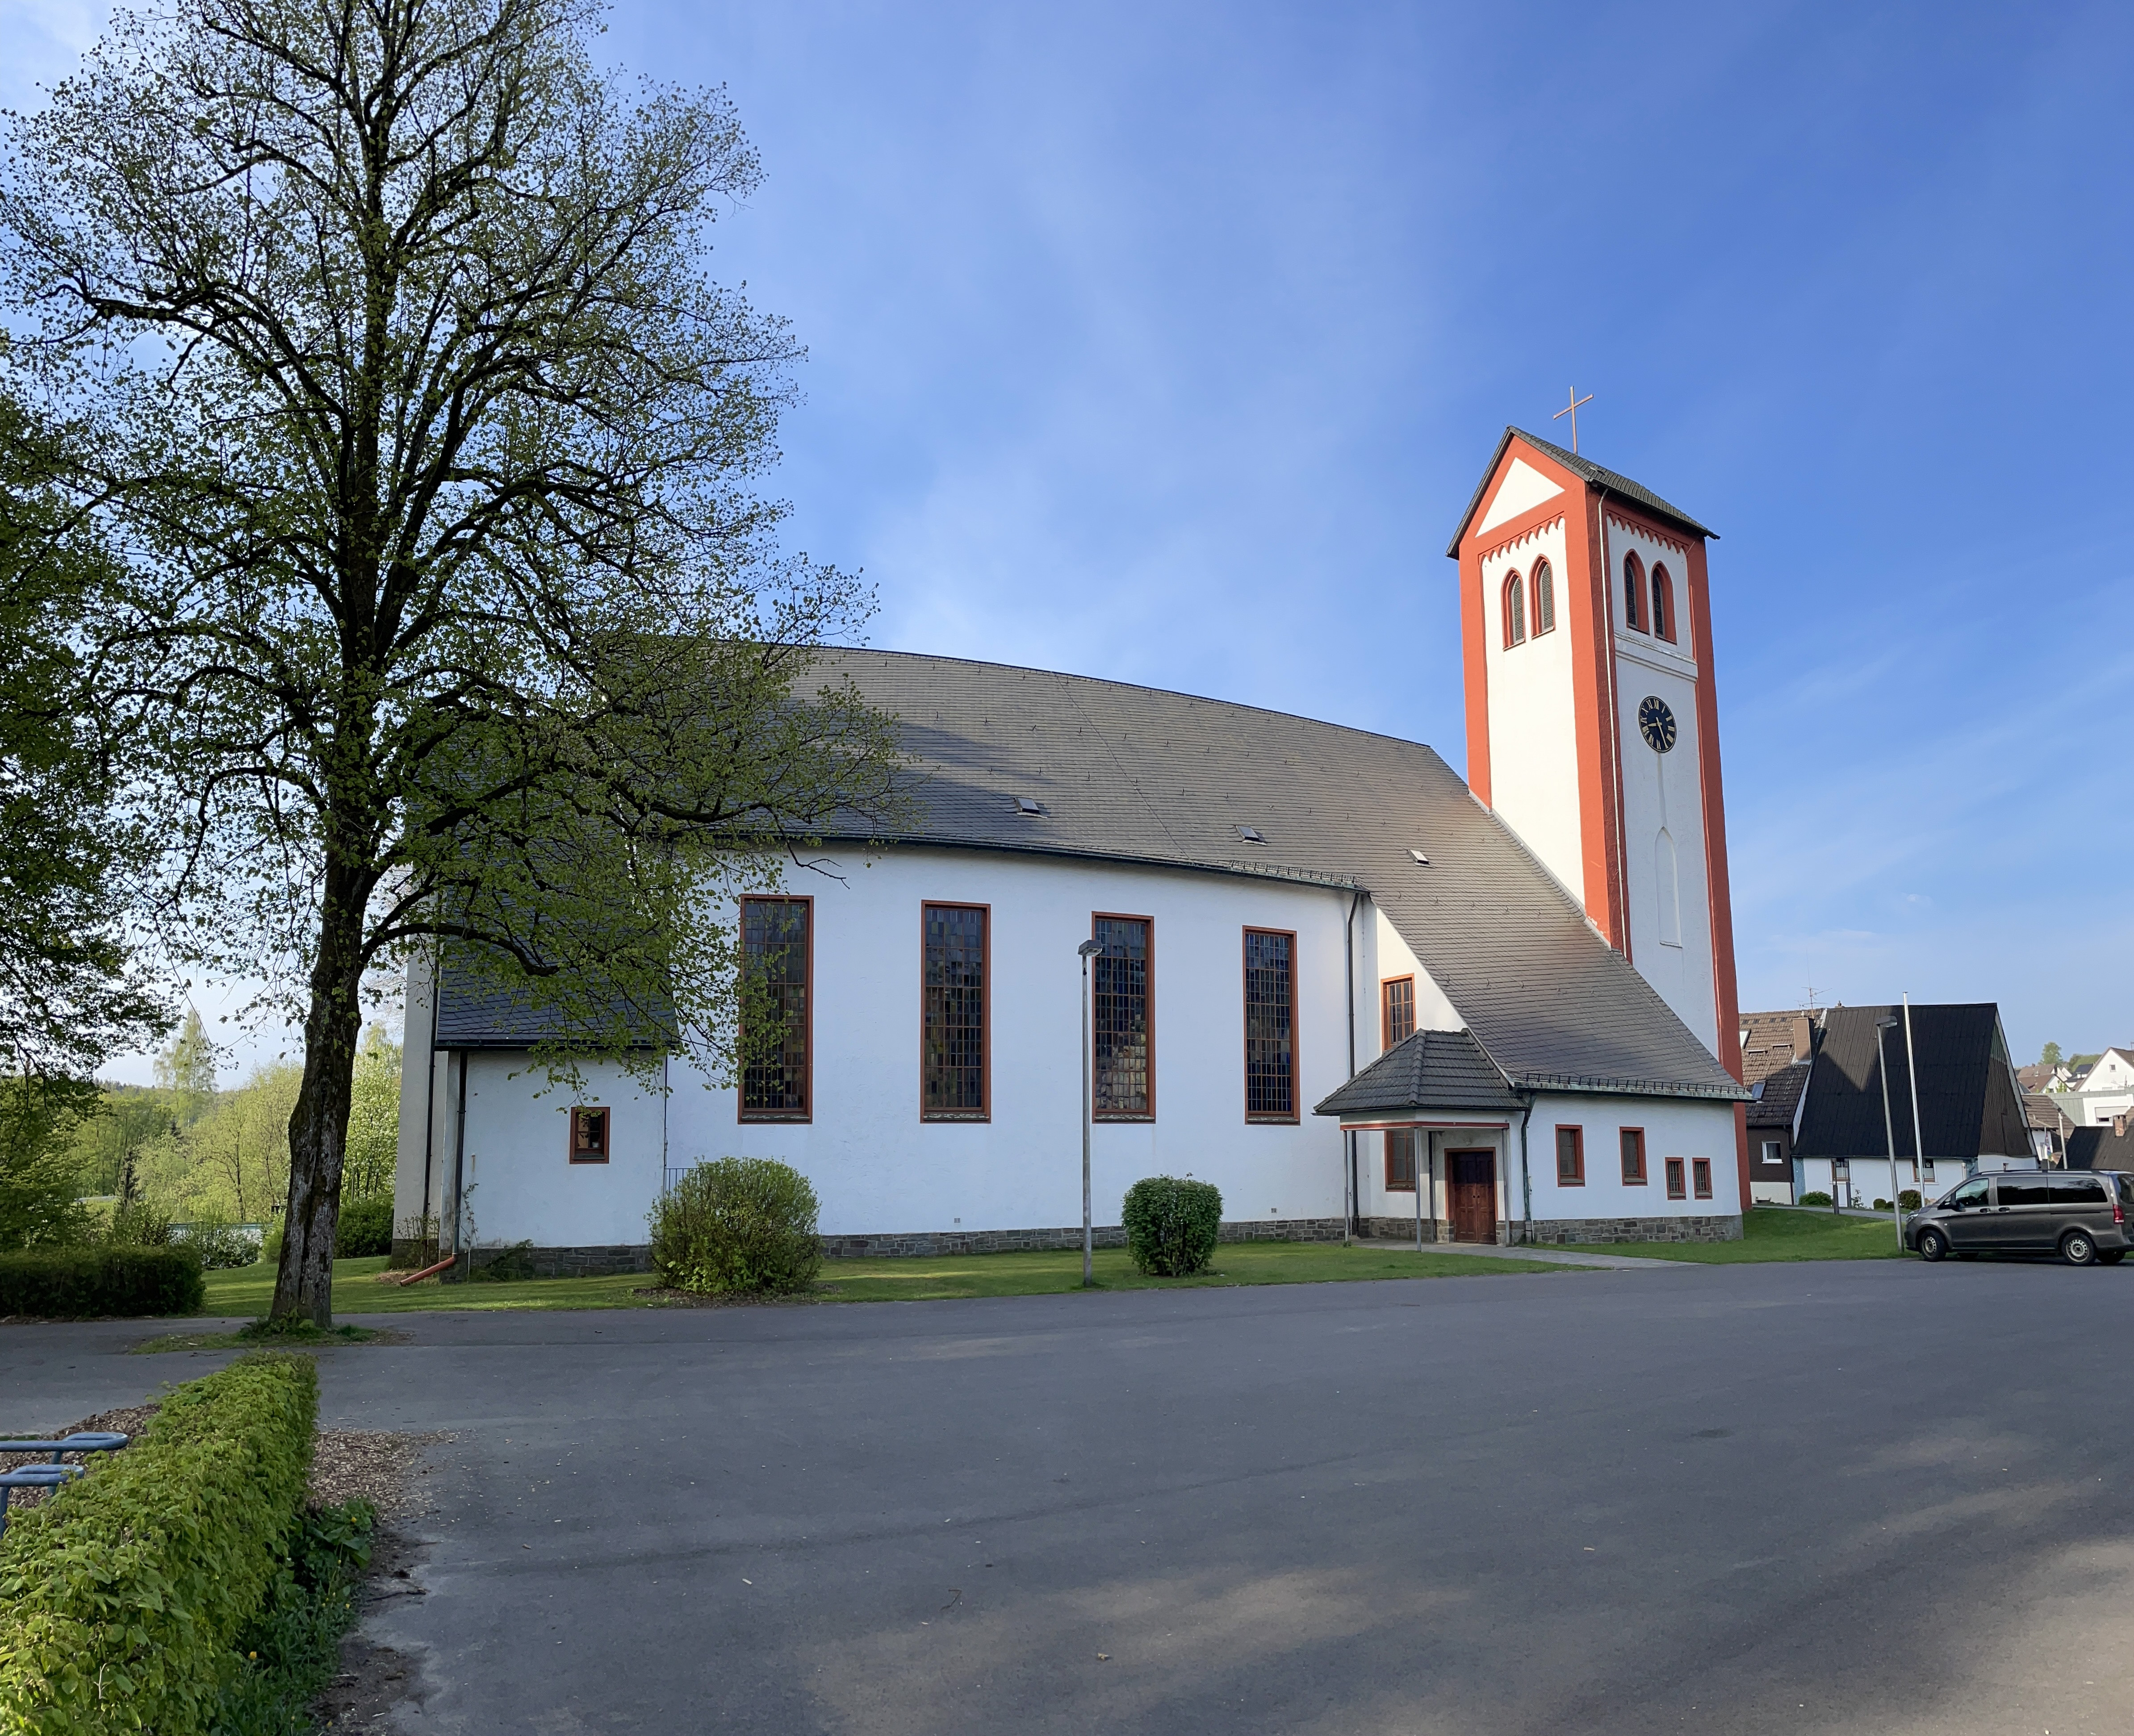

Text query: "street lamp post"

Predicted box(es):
[1876, 1015, 1904, 1251]
[1077, 938, 1103, 1288]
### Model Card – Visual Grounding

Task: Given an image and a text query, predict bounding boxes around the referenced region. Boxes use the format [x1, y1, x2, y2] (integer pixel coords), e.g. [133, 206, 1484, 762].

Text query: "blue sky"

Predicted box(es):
[9, 0, 2129, 1077]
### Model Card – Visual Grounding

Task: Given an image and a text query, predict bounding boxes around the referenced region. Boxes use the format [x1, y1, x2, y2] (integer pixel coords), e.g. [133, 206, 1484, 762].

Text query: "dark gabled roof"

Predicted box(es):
[1312, 1028, 1523, 1118]
[436, 649, 1745, 1100]
[2066, 1123, 2134, 1172]
[1747, 1060, 1811, 1130]
[1793, 1004, 2031, 1161]
[1444, 426, 1717, 557]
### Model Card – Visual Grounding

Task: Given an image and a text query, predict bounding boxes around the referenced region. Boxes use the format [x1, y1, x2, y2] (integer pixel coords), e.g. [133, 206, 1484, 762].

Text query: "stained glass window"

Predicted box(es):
[1244, 929, 1296, 1121]
[1092, 916, 1151, 1120]
[922, 904, 987, 1118]
[740, 898, 810, 1120]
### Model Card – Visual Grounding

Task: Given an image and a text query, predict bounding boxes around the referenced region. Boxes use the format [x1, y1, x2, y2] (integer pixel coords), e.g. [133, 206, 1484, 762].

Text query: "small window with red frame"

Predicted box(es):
[1556, 1126, 1584, 1185]
[1665, 1156, 1686, 1199]
[570, 1106, 610, 1163]
[1692, 1157, 1713, 1199]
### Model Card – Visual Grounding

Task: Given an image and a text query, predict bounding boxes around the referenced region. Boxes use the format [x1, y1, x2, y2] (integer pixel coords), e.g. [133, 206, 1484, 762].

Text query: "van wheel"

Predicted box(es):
[1916, 1227, 1949, 1262]
[2061, 1230, 2099, 1266]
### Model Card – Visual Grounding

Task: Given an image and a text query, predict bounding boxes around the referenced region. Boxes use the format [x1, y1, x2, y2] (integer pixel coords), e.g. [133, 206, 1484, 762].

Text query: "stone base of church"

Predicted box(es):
[1518, 1213, 1743, 1244]
[818, 1217, 1347, 1259]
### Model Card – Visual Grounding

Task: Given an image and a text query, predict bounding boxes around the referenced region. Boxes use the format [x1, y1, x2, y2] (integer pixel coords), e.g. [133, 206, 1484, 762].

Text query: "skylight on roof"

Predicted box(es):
[1015, 797, 1045, 816]
[1409, 849, 1431, 865]
[1237, 825, 1265, 844]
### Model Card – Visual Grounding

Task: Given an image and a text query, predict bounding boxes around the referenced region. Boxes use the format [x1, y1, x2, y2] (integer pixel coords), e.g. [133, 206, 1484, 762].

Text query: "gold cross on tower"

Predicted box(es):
[1552, 386, 1594, 454]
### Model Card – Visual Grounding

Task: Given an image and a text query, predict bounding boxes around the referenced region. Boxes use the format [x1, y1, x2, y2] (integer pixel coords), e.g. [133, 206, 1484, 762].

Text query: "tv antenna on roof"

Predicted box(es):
[1803, 985, 1820, 1009]
[1553, 386, 1594, 453]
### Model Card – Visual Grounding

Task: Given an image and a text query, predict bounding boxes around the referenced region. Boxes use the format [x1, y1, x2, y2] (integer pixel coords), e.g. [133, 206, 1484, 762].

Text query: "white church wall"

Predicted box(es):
[1357, 905, 1460, 1054]
[392, 957, 440, 1242]
[400, 847, 1363, 1249]
[1478, 519, 1585, 906]
[1523, 1092, 1742, 1227]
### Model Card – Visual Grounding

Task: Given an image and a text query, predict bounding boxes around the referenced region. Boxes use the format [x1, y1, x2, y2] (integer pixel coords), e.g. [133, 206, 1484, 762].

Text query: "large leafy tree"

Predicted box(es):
[1, 0, 906, 1323]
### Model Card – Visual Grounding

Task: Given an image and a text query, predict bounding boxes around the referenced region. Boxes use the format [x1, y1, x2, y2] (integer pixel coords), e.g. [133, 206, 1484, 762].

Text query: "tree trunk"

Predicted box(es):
[270, 865, 370, 1325]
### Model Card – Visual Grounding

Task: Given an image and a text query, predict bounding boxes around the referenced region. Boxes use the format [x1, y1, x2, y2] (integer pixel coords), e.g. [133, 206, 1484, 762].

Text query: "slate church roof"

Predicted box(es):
[435, 647, 1747, 1101]
[1444, 426, 1718, 555]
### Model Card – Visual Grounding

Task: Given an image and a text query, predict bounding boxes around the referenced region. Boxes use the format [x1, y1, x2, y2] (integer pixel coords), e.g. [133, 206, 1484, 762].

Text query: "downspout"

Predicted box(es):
[450, 1049, 470, 1279]
[1517, 1095, 1536, 1246]
[417, 944, 439, 1260]
[1343, 889, 1363, 1243]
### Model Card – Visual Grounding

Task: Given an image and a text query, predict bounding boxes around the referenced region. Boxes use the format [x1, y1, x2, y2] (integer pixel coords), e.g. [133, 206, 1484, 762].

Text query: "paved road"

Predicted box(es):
[8, 1260, 2134, 1735]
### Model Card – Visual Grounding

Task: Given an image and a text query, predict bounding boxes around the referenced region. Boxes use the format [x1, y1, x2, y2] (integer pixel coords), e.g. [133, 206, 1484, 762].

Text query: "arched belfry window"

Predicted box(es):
[1623, 552, 1645, 630]
[1651, 563, 1676, 643]
[1502, 570, 1526, 647]
[1531, 558, 1556, 634]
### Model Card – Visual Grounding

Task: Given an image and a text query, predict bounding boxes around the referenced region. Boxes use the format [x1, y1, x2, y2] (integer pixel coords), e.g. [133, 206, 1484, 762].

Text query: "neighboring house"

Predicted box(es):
[1741, 1010, 1818, 1087]
[1747, 1060, 1812, 1204]
[394, 427, 1755, 1267]
[2026, 1091, 2076, 1166]
[2049, 1047, 2134, 1129]
[2065, 1115, 2134, 1173]
[1791, 1003, 2031, 1206]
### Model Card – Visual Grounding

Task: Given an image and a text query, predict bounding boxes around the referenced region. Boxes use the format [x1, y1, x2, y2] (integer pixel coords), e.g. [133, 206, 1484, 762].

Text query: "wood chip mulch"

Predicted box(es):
[2, 1402, 450, 1518]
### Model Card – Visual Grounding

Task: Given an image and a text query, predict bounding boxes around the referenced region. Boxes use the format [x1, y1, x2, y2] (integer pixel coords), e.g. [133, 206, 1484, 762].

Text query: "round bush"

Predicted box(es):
[1799, 1190, 1833, 1207]
[1899, 1189, 1923, 1211]
[1121, 1176, 1223, 1276]
[648, 1157, 821, 1295]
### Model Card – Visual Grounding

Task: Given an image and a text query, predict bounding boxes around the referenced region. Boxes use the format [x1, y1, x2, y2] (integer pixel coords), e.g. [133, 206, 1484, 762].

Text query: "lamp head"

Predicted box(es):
[1076, 939, 1103, 958]
[1877, 1017, 1900, 1030]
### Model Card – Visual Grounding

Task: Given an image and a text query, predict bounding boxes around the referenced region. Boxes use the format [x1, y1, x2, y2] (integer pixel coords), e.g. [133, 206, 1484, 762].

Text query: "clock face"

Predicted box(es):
[1637, 695, 1678, 754]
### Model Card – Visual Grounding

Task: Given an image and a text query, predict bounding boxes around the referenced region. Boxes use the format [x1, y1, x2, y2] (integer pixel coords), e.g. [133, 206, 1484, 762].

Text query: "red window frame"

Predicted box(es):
[1381, 975, 1416, 1050]
[738, 895, 813, 1123]
[569, 1105, 610, 1164]
[1091, 912, 1155, 1122]
[1531, 556, 1556, 635]
[1623, 551, 1645, 630]
[1555, 1125, 1585, 1186]
[1665, 1156, 1686, 1199]
[1502, 570, 1526, 647]
[1692, 1157, 1713, 1200]
[921, 901, 990, 1122]
[1385, 1128, 1418, 1192]
[1619, 1127, 1647, 1185]
[1243, 927, 1299, 1124]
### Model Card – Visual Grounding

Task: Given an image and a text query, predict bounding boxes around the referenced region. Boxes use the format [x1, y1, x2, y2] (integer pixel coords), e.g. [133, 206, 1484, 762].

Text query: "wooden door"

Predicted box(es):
[1447, 1148, 1497, 1244]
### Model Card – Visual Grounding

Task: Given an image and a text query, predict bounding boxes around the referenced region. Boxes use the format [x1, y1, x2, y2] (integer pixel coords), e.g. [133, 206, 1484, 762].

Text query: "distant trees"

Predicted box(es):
[2041, 1041, 2063, 1070]
[1, 0, 907, 1322]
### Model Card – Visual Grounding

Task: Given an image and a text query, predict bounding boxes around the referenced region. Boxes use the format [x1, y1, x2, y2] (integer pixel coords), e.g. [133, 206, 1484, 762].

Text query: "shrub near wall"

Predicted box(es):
[1122, 1177, 1223, 1276]
[0, 1353, 318, 1734]
[0, 1246, 204, 1319]
[649, 1158, 821, 1295]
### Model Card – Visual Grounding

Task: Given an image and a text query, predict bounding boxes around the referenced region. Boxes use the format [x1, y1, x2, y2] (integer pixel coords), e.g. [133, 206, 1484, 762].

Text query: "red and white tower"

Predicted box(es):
[1447, 427, 1747, 1179]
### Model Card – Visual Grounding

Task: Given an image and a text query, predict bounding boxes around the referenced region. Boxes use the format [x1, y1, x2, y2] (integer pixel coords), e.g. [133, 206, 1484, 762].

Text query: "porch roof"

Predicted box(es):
[1312, 1028, 1523, 1120]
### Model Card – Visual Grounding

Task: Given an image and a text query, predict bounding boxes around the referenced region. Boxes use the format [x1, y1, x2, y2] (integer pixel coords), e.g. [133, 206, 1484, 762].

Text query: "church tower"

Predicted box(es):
[1446, 426, 1744, 1098]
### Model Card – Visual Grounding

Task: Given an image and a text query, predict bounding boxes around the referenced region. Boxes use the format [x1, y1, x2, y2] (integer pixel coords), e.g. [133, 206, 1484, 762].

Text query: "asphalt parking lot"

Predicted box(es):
[9, 1257, 2134, 1735]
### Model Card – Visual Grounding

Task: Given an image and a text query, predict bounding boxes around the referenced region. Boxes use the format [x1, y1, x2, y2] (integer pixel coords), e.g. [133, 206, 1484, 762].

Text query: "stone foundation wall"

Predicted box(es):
[1359, 1215, 1457, 1244]
[1520, 1214, 1743, 1245]
[819, 1217, 1348, 1260]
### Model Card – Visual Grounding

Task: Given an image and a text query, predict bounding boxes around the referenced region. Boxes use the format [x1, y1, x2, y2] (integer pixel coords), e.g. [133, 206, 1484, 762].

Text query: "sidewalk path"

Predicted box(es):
[1351, 1236, 1690, 1269]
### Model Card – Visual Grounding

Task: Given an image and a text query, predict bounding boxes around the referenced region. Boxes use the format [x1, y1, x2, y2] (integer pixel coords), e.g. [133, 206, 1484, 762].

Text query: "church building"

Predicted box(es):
[392, 428, 1753, 1270]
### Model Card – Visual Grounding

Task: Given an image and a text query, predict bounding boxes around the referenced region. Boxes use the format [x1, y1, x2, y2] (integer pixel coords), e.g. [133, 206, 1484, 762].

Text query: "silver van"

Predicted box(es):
[1908, 1170, 2134, 1265]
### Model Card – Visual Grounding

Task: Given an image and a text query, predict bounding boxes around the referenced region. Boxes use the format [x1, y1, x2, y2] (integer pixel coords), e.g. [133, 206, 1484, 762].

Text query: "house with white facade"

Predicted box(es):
[392, 429, 1754, 1269]
[2049, 1047, 2134, 1131]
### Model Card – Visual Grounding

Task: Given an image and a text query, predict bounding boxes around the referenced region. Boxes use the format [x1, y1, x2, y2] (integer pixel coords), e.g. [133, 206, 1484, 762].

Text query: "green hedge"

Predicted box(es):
[0, 1246, 204, 1320]
[333, 1195, 393, 1259]
[1122, 1176, 1224, 1276]
[0, 1352, 318, 1734]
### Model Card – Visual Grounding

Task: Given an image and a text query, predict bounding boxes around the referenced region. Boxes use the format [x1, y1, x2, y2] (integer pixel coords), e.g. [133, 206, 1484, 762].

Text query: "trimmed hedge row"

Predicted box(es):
[1122, 1176, 1223, 1276]
[0, 1246, 204, 1320]
[0, 1352, 319, 1734]
[334, 1195, 393, 1259]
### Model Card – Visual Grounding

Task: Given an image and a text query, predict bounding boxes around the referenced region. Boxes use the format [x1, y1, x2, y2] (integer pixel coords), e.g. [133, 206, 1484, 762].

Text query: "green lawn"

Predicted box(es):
[198, 1240, 1571, 1318]
[1568, 1206, 1911, 1264]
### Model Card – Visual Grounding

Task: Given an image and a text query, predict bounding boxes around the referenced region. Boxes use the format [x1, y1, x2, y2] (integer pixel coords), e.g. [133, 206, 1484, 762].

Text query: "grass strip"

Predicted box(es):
[1566, 1206, 1909, 1264]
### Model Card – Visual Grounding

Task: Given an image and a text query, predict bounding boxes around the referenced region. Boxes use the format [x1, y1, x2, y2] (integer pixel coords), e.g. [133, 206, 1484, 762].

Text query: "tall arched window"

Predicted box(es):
[1651, 563, 1676, 643]
[1531, 558, 1556, 634]
[1502, 570, 1526, 647]
[1623, 552, 1645, 630]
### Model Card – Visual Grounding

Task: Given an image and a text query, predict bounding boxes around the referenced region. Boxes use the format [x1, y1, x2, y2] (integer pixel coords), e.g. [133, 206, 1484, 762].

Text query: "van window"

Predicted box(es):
[2050, 1175, 2109, 1203]
[2119, 1175, 2134, 1206]
[1946, 1179, 1990, 1209]
[1996, 1177, 2051, 1207]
